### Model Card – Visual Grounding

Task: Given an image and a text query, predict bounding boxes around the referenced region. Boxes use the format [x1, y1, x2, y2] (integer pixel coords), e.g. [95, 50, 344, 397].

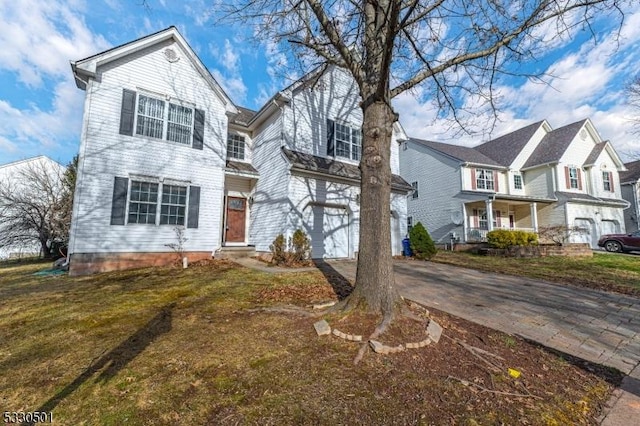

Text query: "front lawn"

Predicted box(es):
[432, 251, 640, 296]
[0, 260, 623, 424]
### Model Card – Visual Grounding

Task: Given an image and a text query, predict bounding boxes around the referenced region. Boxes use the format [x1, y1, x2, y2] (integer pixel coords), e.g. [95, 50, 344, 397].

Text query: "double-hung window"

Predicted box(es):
[327, 119, 362, 161]
[513, 174, 523, 190]
[135, 94, 193, 145]
[128, 181, 159, 224]
[602, 171, 612, 192]
[568, 167, 579, 189]
[128, 180, 187, 226]
[407, 216, 413, 232]
[411, 181, 419, 199]
[476, 169, 494, 190]
[160, 185, 187, 225]
[227, 134, 246, 160]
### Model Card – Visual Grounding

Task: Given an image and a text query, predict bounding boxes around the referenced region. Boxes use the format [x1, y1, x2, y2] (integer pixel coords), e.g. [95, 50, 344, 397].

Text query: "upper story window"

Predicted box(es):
[475, 169, 494, 190]
[602, 171, 612, 192]
[327, 119, 361, 161]
[136, 94, 193, 145]
[513, 174, 523, 190]
[227, 134, 246, 160]
[411, 181, 419, 199]
[119, 89, 204, 150]
[564, 166, 582, 190]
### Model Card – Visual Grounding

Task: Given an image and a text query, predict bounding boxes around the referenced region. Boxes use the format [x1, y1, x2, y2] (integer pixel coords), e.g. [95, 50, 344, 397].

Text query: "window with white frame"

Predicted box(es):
[227, 134, 246, 160]
[411, 181, 419, 199]
[513, 174, 523, 190]
[476, 169, 494, 190]
[135, 94, 193, 144]
[128, 181, 159, 224]
[602, 171, 612, 192]
[568, 167, 579, 189]
[477, 209, 498, 230]
[127, 180, 188, 225]
[330, 121, 361, 161]
[160, 184, 187, 225]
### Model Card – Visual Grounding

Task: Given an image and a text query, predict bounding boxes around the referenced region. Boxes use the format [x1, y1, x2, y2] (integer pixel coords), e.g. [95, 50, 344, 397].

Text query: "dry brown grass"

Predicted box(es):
[0, 260, 622, 425]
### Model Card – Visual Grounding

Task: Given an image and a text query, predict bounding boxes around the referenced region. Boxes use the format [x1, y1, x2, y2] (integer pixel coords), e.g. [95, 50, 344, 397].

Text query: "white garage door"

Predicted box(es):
[600, 220, 619, 236]
[306, 205, 350, 259]
[574, 218, 595, 247]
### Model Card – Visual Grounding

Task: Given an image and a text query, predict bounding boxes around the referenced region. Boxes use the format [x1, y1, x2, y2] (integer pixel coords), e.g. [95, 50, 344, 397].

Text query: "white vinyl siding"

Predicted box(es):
[69, 38, 227, 256]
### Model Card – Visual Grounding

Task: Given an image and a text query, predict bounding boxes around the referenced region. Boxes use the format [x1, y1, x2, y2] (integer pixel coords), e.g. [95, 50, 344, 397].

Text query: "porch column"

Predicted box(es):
[485, 199, 494, 231]
[530, 202, 538, 233]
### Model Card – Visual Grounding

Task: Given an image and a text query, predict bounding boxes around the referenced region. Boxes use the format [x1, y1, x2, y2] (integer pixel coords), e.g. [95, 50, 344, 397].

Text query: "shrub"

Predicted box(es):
[269, 230, 312, 266]
[269, 234, 287, 265]
[409, 222, 437, 260]
[289, 229, 312, 262]
[487, 229, 538, 249]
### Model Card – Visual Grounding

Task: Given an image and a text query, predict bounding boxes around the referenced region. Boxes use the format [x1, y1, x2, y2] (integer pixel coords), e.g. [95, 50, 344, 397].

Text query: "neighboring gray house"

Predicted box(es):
[400, 119, 629, 248]
[68, 27, 410, 274]
[620, 160, 640, 232]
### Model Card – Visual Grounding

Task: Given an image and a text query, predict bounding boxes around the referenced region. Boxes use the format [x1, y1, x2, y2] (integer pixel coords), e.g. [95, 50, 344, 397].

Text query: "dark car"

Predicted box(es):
[597, 230, 640, 253]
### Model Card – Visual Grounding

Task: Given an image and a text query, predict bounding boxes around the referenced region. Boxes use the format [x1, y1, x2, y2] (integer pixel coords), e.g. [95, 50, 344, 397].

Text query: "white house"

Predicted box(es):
[621, 160, 640, 232]
[240, 65, 411, 259]
[0, 156, 66, 259]
[68, 27, 410, 274]
[400, 119, 629, 248]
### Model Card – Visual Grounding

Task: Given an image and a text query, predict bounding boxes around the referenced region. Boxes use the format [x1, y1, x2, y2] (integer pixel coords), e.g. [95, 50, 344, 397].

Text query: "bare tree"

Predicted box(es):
[218, 0, 627, 331]
[629, 74, 640, 142]
[0, 159, 73, 259]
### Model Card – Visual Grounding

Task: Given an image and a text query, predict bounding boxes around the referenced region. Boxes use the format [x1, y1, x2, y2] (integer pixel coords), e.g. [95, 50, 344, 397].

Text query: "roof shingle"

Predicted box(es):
[621, 160, 640, 183]
[410, 138, 503, 167]
[475, 121, 543, 166]
[522, 120, 587, 169]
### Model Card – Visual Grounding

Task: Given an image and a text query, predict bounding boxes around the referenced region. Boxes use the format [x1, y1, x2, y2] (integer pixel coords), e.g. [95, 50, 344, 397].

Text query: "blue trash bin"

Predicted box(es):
[402, 238, 412, 257]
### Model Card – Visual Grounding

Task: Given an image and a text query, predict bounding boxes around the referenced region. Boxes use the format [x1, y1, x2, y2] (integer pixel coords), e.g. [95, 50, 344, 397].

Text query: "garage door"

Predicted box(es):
[600, 220, 619, 236]
[574, 218, 595, 247]
[306, 205, 349, 259]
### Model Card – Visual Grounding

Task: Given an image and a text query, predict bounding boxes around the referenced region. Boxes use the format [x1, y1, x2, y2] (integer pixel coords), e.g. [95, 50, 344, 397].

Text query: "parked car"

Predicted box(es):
[597, 230, 640, 253]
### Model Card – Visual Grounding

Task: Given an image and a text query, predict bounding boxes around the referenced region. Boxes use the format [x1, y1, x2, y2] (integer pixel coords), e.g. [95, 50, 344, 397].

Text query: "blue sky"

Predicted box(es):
[1, 0, 639, 167]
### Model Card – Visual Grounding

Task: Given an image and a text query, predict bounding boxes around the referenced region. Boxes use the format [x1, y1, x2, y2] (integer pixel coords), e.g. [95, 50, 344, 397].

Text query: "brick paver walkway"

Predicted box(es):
[325, 259, 640, 425]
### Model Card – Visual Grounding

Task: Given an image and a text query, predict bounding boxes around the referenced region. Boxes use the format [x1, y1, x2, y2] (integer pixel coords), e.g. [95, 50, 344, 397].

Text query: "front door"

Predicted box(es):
[225, 197, 246, 243]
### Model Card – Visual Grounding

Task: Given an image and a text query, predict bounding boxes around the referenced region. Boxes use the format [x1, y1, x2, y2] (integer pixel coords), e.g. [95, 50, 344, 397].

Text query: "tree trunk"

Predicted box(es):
[346, 99, 400, 317]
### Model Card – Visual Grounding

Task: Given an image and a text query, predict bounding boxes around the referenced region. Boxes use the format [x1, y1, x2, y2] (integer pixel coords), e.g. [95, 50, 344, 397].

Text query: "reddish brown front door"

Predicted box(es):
[225, 197, 246, 243]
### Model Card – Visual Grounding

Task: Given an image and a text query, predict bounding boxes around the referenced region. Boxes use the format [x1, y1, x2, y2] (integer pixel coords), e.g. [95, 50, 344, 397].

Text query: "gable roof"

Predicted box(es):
[620, 160, 640, 183]
[522, 119, 587, 169]
[71, 26, 237, 114]
[410, 138, 503, 168]
[475, 121, 544, 166]
[230, 106, 257, 126]
[282, 148, 412, 192]
[583, 141, 607, 167]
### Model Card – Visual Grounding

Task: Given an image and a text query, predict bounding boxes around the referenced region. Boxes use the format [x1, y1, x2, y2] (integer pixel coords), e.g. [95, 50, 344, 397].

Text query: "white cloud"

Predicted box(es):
[0, 0, 111, 162]
[0, 0, 110, 87]
[395, 6, 640, 160]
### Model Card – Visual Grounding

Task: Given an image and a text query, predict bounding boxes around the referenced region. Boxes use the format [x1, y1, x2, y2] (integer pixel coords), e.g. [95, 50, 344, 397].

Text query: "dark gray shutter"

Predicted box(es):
[110, 177, 129, 225]
[193, 109, 205, 150]
[187, 186, 200, 228]
[326, 119, 335, 156]
[119, 89, 136, 136]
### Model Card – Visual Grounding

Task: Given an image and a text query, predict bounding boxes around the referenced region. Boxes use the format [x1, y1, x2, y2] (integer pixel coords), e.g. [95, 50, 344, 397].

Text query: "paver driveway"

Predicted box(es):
[328, 259, 640, 375]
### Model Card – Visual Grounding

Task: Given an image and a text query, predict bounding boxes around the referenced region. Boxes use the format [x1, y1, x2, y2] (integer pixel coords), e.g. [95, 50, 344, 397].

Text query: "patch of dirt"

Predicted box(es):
[255, 282, 340, 304]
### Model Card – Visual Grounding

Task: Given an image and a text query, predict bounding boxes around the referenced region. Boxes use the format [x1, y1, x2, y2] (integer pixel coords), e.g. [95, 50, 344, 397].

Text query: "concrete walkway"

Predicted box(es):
[323, 259, 640, 425]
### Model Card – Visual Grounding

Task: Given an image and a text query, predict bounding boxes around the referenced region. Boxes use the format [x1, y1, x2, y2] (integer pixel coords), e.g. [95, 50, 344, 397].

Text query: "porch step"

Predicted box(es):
[215, 246, 256, 260]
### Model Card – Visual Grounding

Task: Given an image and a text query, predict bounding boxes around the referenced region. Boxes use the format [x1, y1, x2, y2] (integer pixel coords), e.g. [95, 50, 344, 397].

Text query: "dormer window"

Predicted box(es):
[227, 134, 246, 160]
